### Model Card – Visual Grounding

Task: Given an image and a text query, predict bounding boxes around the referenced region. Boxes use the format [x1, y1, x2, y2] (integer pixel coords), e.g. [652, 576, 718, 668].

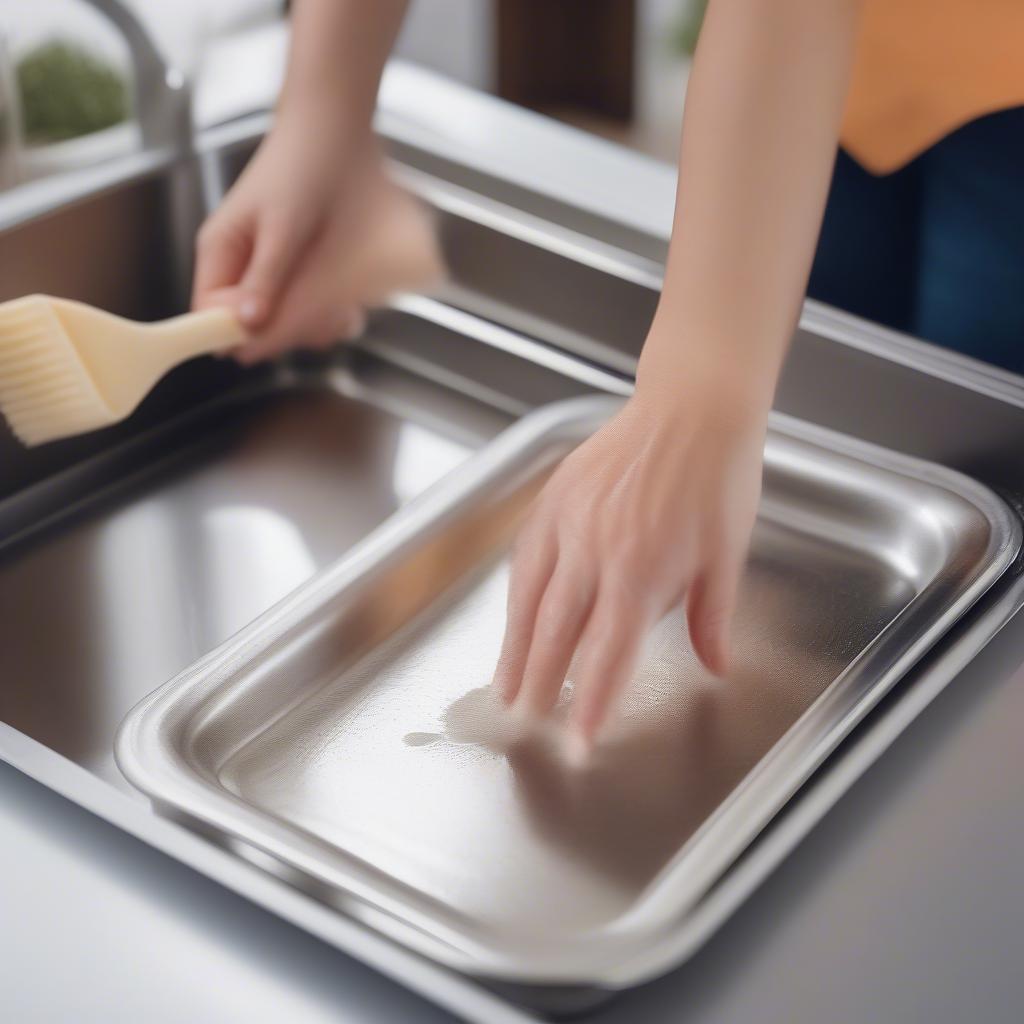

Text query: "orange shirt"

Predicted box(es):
[840, 0, 1024, 174]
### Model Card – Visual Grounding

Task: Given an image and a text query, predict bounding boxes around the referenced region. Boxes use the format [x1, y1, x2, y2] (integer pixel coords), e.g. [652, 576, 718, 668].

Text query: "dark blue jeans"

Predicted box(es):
[808, 106, 1024, 373]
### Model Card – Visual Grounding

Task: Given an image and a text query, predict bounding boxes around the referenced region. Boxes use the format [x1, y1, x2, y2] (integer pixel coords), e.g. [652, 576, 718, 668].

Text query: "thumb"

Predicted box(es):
[237, 217, 305, 330]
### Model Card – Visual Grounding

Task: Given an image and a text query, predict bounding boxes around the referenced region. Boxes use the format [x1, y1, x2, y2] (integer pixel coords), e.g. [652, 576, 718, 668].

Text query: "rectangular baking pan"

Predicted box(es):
[116, 395, 1019, 991]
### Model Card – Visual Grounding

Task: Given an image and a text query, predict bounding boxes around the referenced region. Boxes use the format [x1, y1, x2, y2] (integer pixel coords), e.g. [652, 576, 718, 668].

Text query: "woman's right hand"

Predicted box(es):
[493, 360, 769, 755]
[191, 111, 442, 364]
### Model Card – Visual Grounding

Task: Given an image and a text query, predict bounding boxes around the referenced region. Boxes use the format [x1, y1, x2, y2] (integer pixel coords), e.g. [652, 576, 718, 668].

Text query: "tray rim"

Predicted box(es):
[115, 394, 1022, 987]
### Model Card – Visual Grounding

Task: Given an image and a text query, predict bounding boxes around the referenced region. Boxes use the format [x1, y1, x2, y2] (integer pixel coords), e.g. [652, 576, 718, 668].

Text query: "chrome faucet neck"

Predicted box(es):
[78, 0, 191, 151]
[77, 1, 199, 308]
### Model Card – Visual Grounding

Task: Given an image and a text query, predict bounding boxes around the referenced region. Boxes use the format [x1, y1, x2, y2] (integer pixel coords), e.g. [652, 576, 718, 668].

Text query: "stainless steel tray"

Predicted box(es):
[116, 395, 1019, 989]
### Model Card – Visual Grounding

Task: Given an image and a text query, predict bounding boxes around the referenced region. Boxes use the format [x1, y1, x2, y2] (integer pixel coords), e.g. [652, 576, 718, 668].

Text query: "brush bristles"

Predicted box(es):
[0, 297, 112, 446]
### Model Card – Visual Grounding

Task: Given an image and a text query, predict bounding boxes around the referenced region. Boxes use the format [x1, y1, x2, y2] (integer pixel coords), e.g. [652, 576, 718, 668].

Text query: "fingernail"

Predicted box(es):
[238, 295, 264, 326]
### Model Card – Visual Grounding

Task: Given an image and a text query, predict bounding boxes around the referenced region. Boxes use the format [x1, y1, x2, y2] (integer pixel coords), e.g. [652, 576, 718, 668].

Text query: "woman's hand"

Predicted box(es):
[493, 370, 768, 757]
[491, 0, 863, 755]
[191, 115, 441, 364]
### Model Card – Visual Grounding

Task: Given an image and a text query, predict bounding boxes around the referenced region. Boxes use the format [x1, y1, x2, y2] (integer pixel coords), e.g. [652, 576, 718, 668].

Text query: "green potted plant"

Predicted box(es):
[15, 39, 133, 181]
[674, 0, 708, 57]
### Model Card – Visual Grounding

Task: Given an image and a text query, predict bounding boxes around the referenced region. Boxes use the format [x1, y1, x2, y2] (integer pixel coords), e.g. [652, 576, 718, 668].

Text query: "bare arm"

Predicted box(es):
[495, 0, 863, 752]
[278, 0, 409, 146]
[191, 0, 425, 351]
[642, 0, 863, 405]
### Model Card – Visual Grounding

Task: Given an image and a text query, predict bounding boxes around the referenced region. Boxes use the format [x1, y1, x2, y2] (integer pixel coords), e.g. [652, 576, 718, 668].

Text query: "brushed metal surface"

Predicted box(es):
[0, 361, 504, 788]
[116, 396, 1018, 987]
[7, 99, 1024, 1021]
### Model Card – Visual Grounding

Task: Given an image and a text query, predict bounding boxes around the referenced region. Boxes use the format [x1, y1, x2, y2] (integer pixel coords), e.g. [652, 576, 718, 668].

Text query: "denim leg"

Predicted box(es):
[914, 107, 1024, 372]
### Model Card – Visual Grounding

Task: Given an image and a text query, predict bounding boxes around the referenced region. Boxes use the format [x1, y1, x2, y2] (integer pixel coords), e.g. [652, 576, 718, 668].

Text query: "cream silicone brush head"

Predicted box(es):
[0, 295, 246, 446]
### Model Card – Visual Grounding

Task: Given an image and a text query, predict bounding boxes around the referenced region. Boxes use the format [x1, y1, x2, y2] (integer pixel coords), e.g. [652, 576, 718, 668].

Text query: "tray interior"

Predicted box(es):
[163, 418, 1000, 957]
[0, 367, 490, 788]
[212, 518, 909, 934]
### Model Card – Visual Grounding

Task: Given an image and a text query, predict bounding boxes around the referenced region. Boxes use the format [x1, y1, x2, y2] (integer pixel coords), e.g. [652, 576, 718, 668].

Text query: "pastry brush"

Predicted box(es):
[0, 295, 246, 446]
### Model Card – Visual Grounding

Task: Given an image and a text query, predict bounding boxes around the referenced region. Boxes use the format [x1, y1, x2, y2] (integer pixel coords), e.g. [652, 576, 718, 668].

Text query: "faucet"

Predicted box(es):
[0, 32, 21, 188]
[80, 0, 201, 307]
[80, 0, 192, 152]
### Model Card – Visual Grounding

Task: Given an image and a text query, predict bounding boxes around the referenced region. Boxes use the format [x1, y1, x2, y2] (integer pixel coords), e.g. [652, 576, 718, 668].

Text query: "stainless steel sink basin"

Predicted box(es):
[115, 396, 1016, 992]
[4, 101, 1024, 1021]
[0, 360, 505, 788]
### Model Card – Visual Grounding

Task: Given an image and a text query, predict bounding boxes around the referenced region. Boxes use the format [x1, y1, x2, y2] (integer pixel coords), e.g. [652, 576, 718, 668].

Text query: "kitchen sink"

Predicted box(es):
[4, 86, 1024, 1021]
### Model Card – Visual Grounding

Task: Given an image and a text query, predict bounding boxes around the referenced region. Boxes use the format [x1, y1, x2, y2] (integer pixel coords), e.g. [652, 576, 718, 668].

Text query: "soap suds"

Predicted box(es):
[402, 731, 442, 747]
[404, 684, 571, 757]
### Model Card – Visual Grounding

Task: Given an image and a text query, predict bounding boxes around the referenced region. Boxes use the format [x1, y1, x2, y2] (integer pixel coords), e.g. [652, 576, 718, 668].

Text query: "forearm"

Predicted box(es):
[639, 0, 862, 412]
[278, 0, 409, 142]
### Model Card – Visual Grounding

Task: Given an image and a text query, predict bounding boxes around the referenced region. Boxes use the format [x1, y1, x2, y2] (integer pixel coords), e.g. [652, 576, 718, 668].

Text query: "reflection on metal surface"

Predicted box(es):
[215, 542, 884, 931]
[392, 422, 475, 504]
[7, 102, 1024, 1020]
[0, 377, 477, 787]
[117, 397, 1018, 987]
[201, 506, 317, 638]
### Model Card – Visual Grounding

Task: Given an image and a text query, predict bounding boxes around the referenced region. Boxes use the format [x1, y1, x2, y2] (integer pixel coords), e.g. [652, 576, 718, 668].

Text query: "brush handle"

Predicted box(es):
[149, 308, 248, 364]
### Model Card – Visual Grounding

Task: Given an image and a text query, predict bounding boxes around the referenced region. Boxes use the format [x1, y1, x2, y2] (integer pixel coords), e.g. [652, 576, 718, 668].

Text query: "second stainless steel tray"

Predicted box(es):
[116, 395, 1019, 990]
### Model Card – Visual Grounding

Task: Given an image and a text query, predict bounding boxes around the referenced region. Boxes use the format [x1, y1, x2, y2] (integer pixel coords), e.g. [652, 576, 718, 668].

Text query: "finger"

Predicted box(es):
[235, 302, 364, 363]
[687, 551, 744, 677]
[192, 218, 252, 309]
[188, 285, 253, 356]
[515, 559, 597, 718]
[312, 307, 364, 350]
[232, 327, 306, 366]
[194, 285, 246, 320]
[492, 528, 557, 707]
[232, 335, 279, 365]
[230, 286, 318, 364]
[304, 312, 344, 352]
[569, 582, 653, 753]
[237, 216, 306, 330]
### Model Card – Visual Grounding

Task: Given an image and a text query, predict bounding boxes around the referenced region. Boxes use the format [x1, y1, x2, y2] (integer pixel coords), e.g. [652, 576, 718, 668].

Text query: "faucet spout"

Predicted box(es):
[78, 0, 191, 151]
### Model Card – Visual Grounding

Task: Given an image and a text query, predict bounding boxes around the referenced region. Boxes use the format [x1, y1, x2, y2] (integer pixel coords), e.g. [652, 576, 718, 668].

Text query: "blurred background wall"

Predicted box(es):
[0, 0, 701, 190]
